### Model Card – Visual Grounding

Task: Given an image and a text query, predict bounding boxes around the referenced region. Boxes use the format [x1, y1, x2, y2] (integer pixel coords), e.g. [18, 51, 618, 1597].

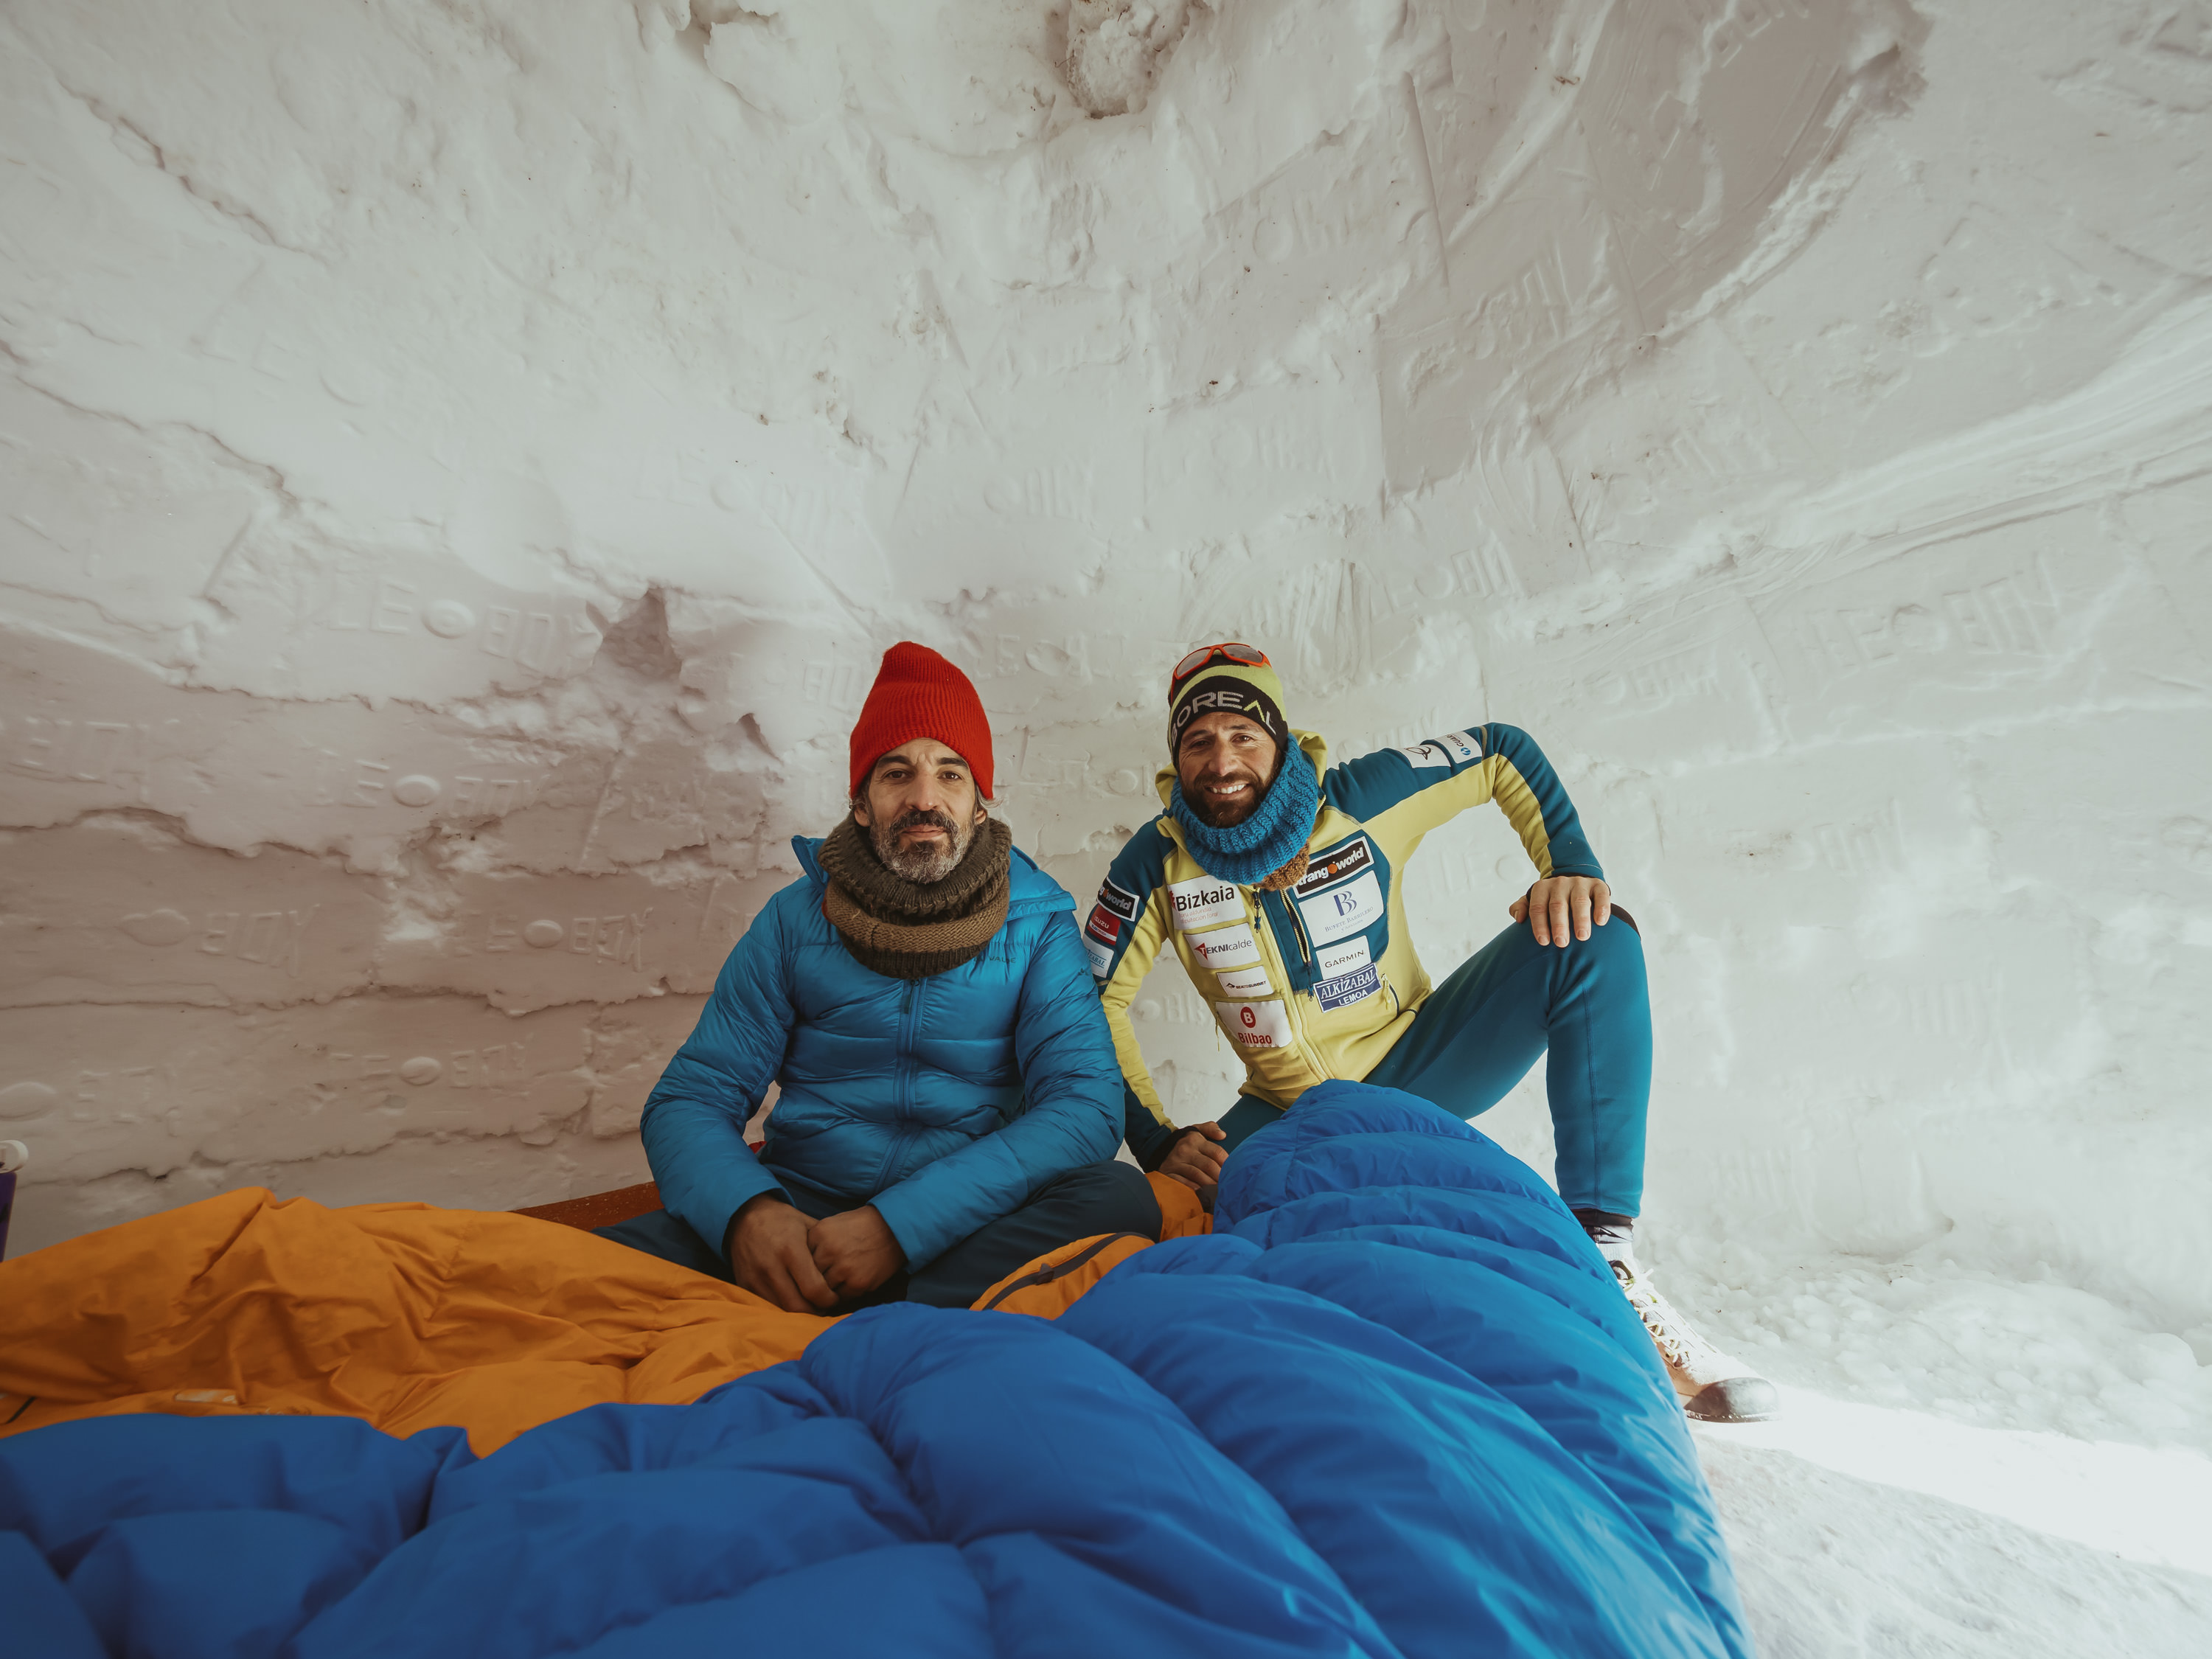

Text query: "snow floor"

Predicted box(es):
[1674, 1251, 2212, 1655]
[1703, 1412, 2212, 1658]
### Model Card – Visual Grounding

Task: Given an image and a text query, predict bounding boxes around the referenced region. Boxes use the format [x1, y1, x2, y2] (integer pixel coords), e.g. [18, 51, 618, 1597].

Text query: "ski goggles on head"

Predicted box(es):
[1169, 642, 1270, 686]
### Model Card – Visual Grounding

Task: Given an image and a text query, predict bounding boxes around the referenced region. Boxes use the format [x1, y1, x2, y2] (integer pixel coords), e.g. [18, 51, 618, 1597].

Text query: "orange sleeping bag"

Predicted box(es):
[0, 1174, 1208, 1453]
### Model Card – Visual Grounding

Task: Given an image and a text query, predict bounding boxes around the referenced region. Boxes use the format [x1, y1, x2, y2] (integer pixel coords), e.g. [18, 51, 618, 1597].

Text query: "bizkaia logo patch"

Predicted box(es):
[1398, 740, 1451, 769]
[1213, 998, 1294, 1049]
[1085, 905, 1122, 945]
[1166, 875, 1242, 932]
[1290, 836, 1374, 899]
[1093, 877, 1138, 921]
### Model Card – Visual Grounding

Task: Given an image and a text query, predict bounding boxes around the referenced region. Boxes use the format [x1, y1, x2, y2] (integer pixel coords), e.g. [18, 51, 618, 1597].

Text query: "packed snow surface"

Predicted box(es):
[2, 0, 2208, 1647]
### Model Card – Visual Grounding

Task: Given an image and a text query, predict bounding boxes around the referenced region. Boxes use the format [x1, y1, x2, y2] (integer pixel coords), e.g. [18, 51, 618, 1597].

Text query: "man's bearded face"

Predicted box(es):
[857, 739, 984, 883]
[1177, 713, 1280, 828]
[869, 804, 974, 883]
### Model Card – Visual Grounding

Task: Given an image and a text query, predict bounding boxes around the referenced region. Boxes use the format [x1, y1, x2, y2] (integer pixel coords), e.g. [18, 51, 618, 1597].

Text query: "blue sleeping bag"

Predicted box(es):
[0, 1083, 1747, 1658]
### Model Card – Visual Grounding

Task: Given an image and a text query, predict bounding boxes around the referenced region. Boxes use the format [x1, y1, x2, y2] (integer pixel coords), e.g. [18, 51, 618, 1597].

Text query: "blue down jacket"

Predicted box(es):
[641, 835, 1122, 1270]
[0, 1086, 1749, 1659]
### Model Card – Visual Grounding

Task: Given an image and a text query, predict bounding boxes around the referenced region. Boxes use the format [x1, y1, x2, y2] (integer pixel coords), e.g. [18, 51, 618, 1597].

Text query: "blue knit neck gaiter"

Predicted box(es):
[1169, 745, 1321, 886]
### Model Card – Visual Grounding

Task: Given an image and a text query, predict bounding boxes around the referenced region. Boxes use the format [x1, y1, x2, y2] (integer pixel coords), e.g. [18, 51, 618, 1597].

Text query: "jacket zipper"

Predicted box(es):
[878, 978, 922, 1190]
[1256, 888, 1323, 1089]
[1284, 890, 1314, 970]
[897, 978, 920, 1117]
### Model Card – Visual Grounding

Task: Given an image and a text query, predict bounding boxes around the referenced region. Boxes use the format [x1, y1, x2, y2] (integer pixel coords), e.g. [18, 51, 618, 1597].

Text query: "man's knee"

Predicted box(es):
[1585, 908, 1648, 987]
[1042, 1160, 1164, 1242]
[591, 1208, 734, 1283]
[1507, 905, 1646, 983]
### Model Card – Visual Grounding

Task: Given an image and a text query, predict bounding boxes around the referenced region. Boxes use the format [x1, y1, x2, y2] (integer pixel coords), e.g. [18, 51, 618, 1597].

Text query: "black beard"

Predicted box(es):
[1185, 769, 1270, 828]
[869, 807, 973, 883]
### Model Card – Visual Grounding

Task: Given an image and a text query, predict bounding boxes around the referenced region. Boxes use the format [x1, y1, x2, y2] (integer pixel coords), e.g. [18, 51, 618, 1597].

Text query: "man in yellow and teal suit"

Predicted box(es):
[1086, 642, 1776, 1423]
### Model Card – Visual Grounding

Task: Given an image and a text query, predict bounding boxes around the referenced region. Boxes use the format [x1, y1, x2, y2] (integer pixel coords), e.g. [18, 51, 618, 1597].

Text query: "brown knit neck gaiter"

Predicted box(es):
[818, 815, 1015, 980]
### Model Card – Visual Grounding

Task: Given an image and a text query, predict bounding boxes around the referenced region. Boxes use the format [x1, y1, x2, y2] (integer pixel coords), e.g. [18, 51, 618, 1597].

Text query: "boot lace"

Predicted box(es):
[1610, 1260, 1724, 1374]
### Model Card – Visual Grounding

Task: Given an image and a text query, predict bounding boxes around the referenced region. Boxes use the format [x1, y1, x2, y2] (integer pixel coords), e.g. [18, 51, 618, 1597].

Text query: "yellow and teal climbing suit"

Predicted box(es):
[1089, 723, 1654, 1217]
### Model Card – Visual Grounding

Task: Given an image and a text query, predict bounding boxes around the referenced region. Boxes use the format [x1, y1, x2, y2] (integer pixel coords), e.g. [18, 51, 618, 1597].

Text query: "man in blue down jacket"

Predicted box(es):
[596, 642, 1155, 1312]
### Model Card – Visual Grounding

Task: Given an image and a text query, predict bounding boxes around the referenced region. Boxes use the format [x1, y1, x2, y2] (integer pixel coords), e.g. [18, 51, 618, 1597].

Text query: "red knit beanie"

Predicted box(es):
[847, 642, 995, 800]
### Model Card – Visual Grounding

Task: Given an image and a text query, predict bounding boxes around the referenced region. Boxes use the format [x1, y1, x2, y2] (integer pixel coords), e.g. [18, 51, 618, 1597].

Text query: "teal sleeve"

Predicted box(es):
[1327, 723, 1604, 880]
[1484, 725, 1604, 880]
[639, 893, 796, 1258]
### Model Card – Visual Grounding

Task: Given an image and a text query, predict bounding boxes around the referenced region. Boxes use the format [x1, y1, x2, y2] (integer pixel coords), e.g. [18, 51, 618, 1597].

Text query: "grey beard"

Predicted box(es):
[871, 812, 975, 884]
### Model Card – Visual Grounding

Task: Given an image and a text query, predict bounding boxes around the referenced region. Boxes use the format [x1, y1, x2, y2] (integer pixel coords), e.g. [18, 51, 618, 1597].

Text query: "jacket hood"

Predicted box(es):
[790, 829, 1069, 915]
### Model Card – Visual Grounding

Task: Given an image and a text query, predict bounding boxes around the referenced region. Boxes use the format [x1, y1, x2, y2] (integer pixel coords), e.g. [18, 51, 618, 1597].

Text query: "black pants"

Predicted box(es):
[592, 1161, 1161, 1311]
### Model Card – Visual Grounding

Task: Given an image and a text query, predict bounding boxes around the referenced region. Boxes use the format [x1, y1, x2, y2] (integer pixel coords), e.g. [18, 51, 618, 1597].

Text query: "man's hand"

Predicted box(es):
[809, 1206, 905, 1300]
[1510, 875, 1612, 947]
[1159, 1121, 1228, 1193]
[726, 1192, 839, 1313]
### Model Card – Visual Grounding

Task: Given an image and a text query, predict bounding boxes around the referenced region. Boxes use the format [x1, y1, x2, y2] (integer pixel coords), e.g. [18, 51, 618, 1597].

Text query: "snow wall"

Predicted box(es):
[2, 1, 2207, 1348]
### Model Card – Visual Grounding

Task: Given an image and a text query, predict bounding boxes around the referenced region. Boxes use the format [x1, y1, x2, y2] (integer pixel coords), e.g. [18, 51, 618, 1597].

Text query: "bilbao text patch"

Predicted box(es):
[1214, 998, 1294, 1048]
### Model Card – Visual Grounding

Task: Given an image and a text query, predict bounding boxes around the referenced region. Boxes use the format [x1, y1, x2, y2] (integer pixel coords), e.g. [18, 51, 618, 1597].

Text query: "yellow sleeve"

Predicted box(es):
[1340, 724, 1602, 880]
[1099, 886, 1175, 1134]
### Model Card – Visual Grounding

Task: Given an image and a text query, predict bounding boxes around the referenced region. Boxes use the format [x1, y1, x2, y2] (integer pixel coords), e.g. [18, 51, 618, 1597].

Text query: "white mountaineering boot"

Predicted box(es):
[1585, 1222, 1778, 1424]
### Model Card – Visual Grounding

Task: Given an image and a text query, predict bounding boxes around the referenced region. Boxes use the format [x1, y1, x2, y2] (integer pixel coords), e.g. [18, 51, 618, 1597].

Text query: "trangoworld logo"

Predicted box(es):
[1290, 836, 1373, 899]
[1094, 878, 1138, 921]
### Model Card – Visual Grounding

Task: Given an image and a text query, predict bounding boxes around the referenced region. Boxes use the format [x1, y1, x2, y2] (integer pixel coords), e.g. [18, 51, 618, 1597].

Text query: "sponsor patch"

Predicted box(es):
[1094, 877, 1138, 921]
[1167, 875, 1243, 932]
[1085, 905, 1121, 945]
[1296, 868, 1385, 947]
[1291, 835, 1374, 899]
[1437, 729, 1482, 764]
[1187, 922, 1262, 970]
[1315, 936, 1371, 978]
[1399, 740, 1452, 769]
[1315, 963, 1382, 1011]
[1085, 935, 1113, 979]
[1216, 963, 1272, 997]
[1214, 998, 1295, 1049]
